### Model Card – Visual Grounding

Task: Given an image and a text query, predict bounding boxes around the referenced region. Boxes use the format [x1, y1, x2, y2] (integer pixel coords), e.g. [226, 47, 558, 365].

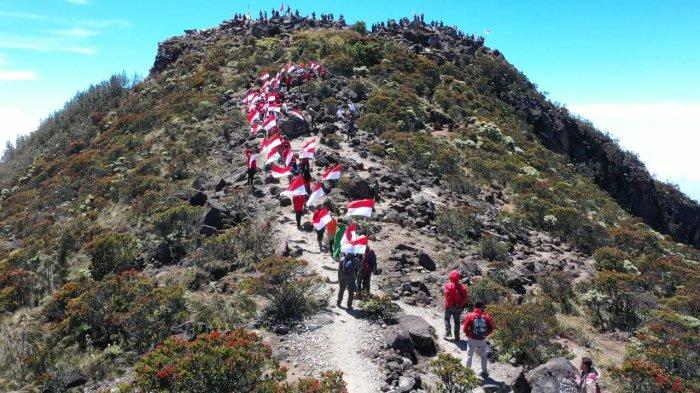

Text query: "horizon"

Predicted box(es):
[1, 0, 698, 201]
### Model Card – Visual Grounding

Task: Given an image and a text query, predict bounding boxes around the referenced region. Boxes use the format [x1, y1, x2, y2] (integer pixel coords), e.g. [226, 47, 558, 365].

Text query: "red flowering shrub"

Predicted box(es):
[283, 371, 348, 393]
[0, 266, 34, 312]
[135, 329, 284, 392]
[615, 311, 699, 392]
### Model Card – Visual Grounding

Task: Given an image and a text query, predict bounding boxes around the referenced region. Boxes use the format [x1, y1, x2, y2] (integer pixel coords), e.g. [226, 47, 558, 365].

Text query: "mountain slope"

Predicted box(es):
[1, 11, 698, 393]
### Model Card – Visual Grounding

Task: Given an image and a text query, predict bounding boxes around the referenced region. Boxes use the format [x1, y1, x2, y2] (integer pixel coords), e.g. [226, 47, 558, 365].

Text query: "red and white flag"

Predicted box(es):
[305, 183, 326, 207]
[340, 223, 357, 248]
[283, 148, 294, 166]
[289, 108, 305, 121]
[246, 108, 259, 124]
[301, 137, 316, 159]
[266, 93, 278, 103]
[270, 164, 292, 178]
[251, 123, 262, 135]
[347, 199, 374, 217]
[265, 134, 282, 153]
[247, 153, 257, 168]
[312, 208, 332, 231]
[260, 70, 270, 81]
[263, 114, 277, 131]
[281, 175, 308, 197]
[267, 103, 282, 112]
[341, 235, 368, 255]
[265, 149, 281, 166]
[322, 165, 342, 181]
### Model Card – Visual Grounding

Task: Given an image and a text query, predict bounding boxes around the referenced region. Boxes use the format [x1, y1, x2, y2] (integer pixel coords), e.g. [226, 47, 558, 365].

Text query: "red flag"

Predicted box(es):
[281, 175, 308, 197]
[265, 149, 281, 165]
[322, 165, 342, 181]
[270, 164, 292, 178]
[347, 199, 374, 217]
[246, 108, 259, 124]
[306, 183, 326, 207]
[312, 208, 332, 231]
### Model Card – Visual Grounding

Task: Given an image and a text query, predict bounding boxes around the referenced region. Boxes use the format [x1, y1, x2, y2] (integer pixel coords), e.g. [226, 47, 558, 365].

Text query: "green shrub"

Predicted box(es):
[0, 266, 34, 312]
[250, 257, 322, 323]
[581, 271, 654, 332]
[538, 271, 575, 313]
[468, 277, 509, 306]
[358, 294, 400, 324]
[135, 329, 283, 392]
[87, 231, 139, 279]
[46, 272, 186, 352]
[489, 300, 569, 365]
[200, 220, 273, 271]
[435, 206, 481, 244]
[152, 204, 203, 238]
[429, 353, 479, 392]
[283, 371, 348, 393]
[594, 246, 631, 272]
[193, 100, 216, 120]
[478, 236, 510, 261]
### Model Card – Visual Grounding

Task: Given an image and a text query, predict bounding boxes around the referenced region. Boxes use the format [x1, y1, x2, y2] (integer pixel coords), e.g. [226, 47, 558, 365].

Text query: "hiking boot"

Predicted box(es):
[480, 372, 489, 379]
[347, 303, 353, 310]
[444, 331, 452, 339]
[454, 334, 460, 342]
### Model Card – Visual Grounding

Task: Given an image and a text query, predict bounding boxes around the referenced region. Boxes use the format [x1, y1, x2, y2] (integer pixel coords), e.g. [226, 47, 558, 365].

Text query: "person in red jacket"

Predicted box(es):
[244, 147, 257, 190]
[292, 194, 307, 229]
[443, 270, 468, 341]
[462, 301, 495, 378]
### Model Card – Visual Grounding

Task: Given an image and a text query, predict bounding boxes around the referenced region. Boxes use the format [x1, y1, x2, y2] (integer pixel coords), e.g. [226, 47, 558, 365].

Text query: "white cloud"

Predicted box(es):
[66, 0, 91, 4]
[0, 70, 38, 81]
[0, 35, 97, 54]
[0, 106, 43, 149]
[0, 10, 47, 19]
[47, 27, 99, 37]
[570, 102, 700, 199]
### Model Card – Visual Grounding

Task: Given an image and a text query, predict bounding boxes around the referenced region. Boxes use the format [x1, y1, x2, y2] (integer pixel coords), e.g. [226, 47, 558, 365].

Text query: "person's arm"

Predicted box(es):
[462, 314, 472, 333]
[486, 314, 495, 336]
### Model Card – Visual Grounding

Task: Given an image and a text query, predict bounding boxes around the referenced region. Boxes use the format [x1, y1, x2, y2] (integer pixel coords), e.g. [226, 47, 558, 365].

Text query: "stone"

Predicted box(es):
[398, 315, 437, 356]
[63, 372, 87, 389]
[199, 225, 219, 236]
[214, 178, 228, 192]
[398, 376, 416, 392]
[417, 252, 436, 271]
[275, 240, 291, 257]
[279, 196, 292, 207]
[385, 327, 415, 358]
[273, 324, 290, 335]
[525, 357, 578, 393]
[203, 206, 227, 229]
[155, 242, 173, 265]
[280, 117, 310, 138]
[189, 191, 208, 206]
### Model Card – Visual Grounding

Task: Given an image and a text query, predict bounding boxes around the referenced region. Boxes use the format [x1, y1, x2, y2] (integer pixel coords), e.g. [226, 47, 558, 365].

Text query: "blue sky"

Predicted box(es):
[1, 0, 698, 200]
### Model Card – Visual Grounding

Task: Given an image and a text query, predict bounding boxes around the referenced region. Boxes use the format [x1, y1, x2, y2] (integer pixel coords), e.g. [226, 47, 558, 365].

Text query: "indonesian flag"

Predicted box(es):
[263, 114, 277, 131]
[289, 108, 305, 121]
[266, 93, 278, 103]
[267, 103, 282, 113]
[347, 199, 374, 217]
[246, 108, 259, 124]
[283, 149, 294, 166]
[312, 208, 332, 231]
[243, 90, 259, 104]
[322, 165, 342, 181]
[270, 164, 292, 178]
[260, 70, 270, 81]
[281, 175, 308, 197]
[342, 235, 368, 255]
[251, 123, 262, 135]
[301, 137, 316, 159]
[247, 153, 257, 168]
[264, 134, 282, 154]
[305, 183, 326, 207]
[265, 149, 281, 166]
[340, 223, 357, 248]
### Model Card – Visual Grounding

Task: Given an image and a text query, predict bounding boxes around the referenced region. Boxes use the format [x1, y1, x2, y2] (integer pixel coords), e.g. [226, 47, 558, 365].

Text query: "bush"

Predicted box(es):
[478, 236, 510, 262]
[152, 204, 203, 238]
[468, 277, 509, 306]
[435, 206, 482, 244]
[615, 311, 699, 393]
[359, 294, 400, 324]
[429, 353, 479, 392]
[201, 220, 273, 271]
[594, 246, 631, 272]
[283, 371, 348, 393]
[488, 300, 569, 365]
[0, 267, 34, 312]
[87, 231, 139, 279]
[135, 329, 283, 392]
[582, 271, 654, 332]
[538, 271, 575, 313]
[250, 257, 322, 323]
[386, 132, 459, 176]
[46, 272, 186, 351]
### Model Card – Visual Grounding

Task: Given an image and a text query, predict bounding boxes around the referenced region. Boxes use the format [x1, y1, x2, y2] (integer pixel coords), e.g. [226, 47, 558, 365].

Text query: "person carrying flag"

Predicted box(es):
[357, 246, 377, 294]
[292, 193, 307, 230]
[326, 214, 339, 257]
[244, 147, 257, 189]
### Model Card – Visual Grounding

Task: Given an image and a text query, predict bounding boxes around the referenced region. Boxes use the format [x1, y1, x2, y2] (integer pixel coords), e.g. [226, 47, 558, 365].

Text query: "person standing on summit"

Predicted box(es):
[462, 301, 494, 378]
[443, 270, 468, 341]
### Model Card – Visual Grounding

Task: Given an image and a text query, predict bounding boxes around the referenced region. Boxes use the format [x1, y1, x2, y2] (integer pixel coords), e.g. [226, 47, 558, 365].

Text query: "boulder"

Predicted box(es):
[398, 376, 417, 392]
[344, 178, 371, 199]
[155, 242, 173, 265]
[280, 117, 310, 138]
[398, 314, 437, 356]
[199, 225, 219, 236]
[385, 327, 415, 357]
[525, 357, 578, 393]
[275, 240, 291, 257]
[189, 191, 208, 206]
[417, 252, 436, 271]
[63, 372, 87, 389]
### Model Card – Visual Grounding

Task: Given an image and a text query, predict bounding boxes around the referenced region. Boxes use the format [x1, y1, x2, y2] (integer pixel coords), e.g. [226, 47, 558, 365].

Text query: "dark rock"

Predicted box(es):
[155, 242, 173, 265]
[275, 240, 291, 257]
[417, 252, 436, 271]
[398, 314, 437, 356]
[279, 196, 292, 207]
[63, 372, 87, 389]
[302, 221, 314, 232]
[525, 357, 578, 393]
[273, 324, 290, 335]
[189, 191, 208, 206]
[214, 179, 228, 192]
[280, 117, 310, 138]
[199, 225, 219, 236]
[385, 327, 415, 358]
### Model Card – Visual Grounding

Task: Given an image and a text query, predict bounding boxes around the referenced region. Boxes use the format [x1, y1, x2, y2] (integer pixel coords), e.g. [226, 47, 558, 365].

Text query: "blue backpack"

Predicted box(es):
[472, 315, 488, 339]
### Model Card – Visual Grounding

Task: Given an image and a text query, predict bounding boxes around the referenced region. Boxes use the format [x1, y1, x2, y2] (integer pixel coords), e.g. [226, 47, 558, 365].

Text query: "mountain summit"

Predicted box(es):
[1, 10, 698, 393]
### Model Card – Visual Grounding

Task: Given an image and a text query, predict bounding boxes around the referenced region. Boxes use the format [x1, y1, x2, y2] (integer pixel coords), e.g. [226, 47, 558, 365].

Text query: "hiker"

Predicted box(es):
[370, 179, 381, 202]
[347, 100, 357, 117]
[337, 253, 360, 310]
[576, 357, 601, 393]
[336, 106, 346, 121]
[462, 301, 494, 378]
[326, 214, 338, 256]
[314, 208, 325, 252]
[300, 157, 311, 180]
[357, 246, 377, 294]
[346, 116, 357, 141]
[245, 147, 257, 189]
[443, 270, 468, 340]
[292, 193, 307, 229]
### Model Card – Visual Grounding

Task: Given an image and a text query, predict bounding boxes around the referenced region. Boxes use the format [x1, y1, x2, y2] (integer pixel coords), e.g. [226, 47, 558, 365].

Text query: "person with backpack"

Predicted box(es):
[292, 194, 307, 230]
[346, 116, 357, 141]
[443, 270, 468, 341]
[576, 357, 601, 393]
[462, 301, 494, 378]
[357, 246, 377, 294]
[337, 253, 360, 310]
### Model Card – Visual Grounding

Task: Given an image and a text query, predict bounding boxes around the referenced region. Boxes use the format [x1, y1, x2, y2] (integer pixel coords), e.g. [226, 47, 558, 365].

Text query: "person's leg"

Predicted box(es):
[328, 237, 334, 256]
[347, 287, 354, 309]
[337, 280, 346, 307]
[364, 273, 371, 295]
[466, 338, 477, 369]
[453, 308, 462, 340]
[316, 230, 324, 251]
[480, 340, 489, 375]
[295, 211, 302, 228]
[444, 308, 453, 337]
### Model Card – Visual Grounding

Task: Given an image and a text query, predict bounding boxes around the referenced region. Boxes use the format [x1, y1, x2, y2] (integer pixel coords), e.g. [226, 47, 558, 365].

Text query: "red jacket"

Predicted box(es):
[444, 271, 468, 308]
[245, 150, 257, 170]
[462, 308, 494, 339]
[292, 195, 307, 212]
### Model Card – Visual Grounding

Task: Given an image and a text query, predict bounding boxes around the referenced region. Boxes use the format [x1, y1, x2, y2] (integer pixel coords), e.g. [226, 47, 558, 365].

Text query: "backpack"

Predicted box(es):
[342, 257, 355, 274]
[471, 315, 488, 340]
